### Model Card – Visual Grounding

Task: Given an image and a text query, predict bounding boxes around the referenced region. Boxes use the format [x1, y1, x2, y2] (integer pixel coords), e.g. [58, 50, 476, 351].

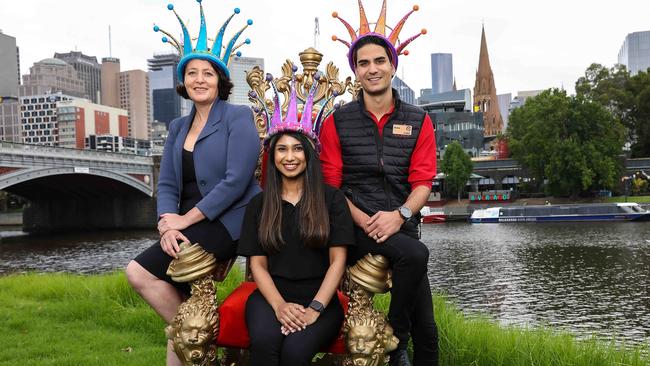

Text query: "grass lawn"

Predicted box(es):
[0, 270, 647, 365]
[605, 195, 650, 203]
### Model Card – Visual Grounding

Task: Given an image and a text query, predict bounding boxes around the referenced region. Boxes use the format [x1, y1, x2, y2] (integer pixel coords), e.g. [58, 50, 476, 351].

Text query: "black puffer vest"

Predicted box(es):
[333, 90, 426, 217]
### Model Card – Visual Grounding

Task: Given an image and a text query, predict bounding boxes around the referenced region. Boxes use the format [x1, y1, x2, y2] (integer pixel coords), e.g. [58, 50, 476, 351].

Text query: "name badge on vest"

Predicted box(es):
[392, 124, 412, 136]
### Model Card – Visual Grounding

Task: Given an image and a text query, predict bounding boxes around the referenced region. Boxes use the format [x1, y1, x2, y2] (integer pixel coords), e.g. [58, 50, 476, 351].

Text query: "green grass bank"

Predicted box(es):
[605, 195, 650, 203]
[0, 270, 647, 366]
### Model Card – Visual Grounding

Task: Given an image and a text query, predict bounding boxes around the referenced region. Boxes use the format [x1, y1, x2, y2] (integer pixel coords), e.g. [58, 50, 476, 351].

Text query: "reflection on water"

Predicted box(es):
[424, 222, 650, 344]
[1, 222, 649, 344]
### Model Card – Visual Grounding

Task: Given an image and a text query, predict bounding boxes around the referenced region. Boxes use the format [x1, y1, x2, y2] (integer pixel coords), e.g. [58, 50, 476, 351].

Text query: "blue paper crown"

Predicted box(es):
[153, 0, 252, 80]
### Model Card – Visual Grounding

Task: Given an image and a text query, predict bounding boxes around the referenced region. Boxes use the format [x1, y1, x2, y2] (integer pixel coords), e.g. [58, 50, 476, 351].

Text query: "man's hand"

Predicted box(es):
[366, 210, 403, 243]
[160, 230, 189, 258]
[158, 213, 189, 235]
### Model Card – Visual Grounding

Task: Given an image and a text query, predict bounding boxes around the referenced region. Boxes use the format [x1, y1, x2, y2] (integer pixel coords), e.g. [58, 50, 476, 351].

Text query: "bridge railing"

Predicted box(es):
[0, 141, 152, 165]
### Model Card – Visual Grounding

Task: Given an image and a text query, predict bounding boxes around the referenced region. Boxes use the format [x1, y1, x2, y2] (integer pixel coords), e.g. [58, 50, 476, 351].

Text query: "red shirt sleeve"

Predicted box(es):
[318, 114, 343, 188]
[408, 114, 437, 190]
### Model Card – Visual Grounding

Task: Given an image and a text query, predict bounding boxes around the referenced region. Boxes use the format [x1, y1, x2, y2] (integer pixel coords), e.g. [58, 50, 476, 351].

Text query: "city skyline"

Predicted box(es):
[1, 0, 649, 98]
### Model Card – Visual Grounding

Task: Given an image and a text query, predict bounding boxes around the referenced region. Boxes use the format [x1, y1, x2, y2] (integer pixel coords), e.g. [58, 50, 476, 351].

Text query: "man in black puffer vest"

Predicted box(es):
[320, 35, 438, 366]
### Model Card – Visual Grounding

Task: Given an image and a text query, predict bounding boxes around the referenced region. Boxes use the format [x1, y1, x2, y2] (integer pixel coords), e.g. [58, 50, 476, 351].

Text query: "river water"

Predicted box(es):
[1, 222, 649, 345]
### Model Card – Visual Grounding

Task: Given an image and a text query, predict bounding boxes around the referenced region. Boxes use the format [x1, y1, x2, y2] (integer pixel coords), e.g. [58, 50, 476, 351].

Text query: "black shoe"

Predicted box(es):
[388, 349, 412, 366]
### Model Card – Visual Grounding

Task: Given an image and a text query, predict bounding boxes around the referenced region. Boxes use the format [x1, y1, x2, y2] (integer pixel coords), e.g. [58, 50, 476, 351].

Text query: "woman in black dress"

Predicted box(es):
[238, 130, 355, 366]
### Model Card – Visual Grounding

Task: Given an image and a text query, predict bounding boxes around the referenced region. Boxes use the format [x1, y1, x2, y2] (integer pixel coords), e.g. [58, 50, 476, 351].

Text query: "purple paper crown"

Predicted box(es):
[248, 65, 341, 150]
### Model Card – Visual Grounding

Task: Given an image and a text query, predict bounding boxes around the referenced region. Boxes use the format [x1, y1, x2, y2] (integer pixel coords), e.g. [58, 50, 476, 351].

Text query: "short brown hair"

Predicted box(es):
[176, 62, 234, 101]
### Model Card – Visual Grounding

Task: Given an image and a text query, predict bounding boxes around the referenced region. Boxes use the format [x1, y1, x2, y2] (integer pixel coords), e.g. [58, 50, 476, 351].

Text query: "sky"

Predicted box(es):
[1, 0, 649, 98]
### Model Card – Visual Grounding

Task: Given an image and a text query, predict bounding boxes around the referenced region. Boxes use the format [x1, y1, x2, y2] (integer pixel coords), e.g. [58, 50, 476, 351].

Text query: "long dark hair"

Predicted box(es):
[258, 132, 329, 253]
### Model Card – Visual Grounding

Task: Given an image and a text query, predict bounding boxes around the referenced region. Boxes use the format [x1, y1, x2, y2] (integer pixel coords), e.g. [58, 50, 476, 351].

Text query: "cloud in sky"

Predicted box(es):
[2, 0, 648, 96]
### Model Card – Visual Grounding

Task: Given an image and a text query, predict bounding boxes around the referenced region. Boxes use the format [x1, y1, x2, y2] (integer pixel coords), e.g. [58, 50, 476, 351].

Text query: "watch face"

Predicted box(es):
[399, 206, 412, 219]
[309, 300, 324, 312]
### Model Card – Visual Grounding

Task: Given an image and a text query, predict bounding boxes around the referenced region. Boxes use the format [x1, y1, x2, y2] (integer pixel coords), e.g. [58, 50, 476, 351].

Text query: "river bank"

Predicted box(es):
[0, 270, 646, 366]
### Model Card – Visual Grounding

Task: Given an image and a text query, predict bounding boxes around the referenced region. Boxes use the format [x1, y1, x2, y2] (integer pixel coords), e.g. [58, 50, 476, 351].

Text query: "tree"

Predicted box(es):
[576, 63, 650, 157]
[441, 141, 473, 202]
[507, 89, 625, 197]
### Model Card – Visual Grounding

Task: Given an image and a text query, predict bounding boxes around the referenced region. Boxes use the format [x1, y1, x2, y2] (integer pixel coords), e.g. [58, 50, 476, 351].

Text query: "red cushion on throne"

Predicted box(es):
[215, 281, 349, 353]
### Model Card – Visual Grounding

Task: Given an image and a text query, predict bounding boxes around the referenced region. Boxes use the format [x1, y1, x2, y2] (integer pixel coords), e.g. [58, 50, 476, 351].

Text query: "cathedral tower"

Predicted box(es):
[473, 25, 503, 137]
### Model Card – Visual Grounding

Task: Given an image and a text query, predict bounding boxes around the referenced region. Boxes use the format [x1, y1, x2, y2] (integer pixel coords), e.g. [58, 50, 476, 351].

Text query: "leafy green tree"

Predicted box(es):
[576, 63, 650, 157]
[441, 141, 473, 202]
[507, 89, 625, 197]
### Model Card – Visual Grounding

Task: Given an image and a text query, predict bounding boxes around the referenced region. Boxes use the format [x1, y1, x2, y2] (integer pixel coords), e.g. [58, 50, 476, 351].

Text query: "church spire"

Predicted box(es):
[473, 24, 503, 137]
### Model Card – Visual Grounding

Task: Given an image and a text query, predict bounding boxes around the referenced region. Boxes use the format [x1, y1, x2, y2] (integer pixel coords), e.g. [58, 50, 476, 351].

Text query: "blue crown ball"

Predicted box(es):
[196, 0, 202, 3]
[247, 19, 253, 26]
[314, 72, 321, 80]
[153, 25, 160, 32]
[252, 106, 260, 113]
[162, 36, 168, 43]
[265, 73, 273, 82]
[245, 38, 251, 44]
[291, 64, 298, 73]
[167, 4, 174, 10]
[332, 90, 339, 97]
[236, 51, 242, 57]
[248, 91, 257, 99]
[234, 8, 240, 14]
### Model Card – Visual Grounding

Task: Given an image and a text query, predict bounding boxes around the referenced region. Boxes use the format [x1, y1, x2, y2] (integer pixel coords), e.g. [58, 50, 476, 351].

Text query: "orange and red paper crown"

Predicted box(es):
[332, 0, 427, 71]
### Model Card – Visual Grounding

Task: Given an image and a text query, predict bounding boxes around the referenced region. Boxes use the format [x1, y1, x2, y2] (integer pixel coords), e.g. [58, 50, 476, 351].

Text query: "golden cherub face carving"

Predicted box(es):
[179, 314, 212, 362]
[347, 325, 378, 355]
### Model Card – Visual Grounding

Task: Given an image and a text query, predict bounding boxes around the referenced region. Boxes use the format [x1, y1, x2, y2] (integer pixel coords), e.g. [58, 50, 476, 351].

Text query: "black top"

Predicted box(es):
[180, 148, 201, 214]
[238, 185, 355, 280]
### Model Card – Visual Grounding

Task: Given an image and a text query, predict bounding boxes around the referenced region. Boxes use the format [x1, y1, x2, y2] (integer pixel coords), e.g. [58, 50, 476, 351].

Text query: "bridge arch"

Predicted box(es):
[0, 167, 153, 198]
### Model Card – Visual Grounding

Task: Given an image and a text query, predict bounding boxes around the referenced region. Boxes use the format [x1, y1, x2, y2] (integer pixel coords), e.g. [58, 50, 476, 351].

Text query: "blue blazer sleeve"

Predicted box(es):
[156, 118, 182, 217]
[195, 105, 260, 220]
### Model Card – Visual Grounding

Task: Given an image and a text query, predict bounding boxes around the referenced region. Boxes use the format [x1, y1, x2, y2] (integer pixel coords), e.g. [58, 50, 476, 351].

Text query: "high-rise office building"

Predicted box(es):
[0, 97, 21, 142]
[57, 98, 128, 149]
[20, 93, 73, 146]
[119, 70, 151, 140]
[497, 93, 511, 132]
[101, 58, 152, 140]
[392, 76, 415, 105]
[148, 53, 182, 127]
[54, 51, 102, 103]
[0, 31, 19, 97]
[618, 31, 650, 76]
[473, 26, 503, 137]
[229, 56, 264, 106]
[430, 53, 453, 95]
[20, 58, 86, 98]
[101, 57, 121, 107]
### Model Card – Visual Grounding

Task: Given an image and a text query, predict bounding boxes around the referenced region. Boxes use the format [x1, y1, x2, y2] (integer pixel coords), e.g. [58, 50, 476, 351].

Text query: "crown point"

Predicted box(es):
[332, 35, 338, 41]
[153, 25, 160, 32]
[167, 3, 174, 10]
[234, 7, 240, 14]
[332, 90, 339, 97]
[236, 51, 242, 57]
[245, 38, 251, 44]
[248, 90, 257, 99]
[291, 64, 298, 73]
[403, 50, 410, 56]
[332, 11, 338, 18]
[314, 72, 321, 80]
[162, 36, 168, 43]
[247, 19, 253, 25]
[421, 28, 427, 34]
[265, 73, 273, 82]
[196, 0, 202, 3]
[413, 5, 419, 11]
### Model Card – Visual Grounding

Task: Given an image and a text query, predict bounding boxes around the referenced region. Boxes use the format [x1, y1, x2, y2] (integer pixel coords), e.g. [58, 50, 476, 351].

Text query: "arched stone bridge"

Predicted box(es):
[0, 141, 159, 233]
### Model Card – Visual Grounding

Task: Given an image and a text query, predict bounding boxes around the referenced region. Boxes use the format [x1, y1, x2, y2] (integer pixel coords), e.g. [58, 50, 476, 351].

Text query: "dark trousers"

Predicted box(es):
[349, 227, 439, 366]
[245, 286, 344, 366]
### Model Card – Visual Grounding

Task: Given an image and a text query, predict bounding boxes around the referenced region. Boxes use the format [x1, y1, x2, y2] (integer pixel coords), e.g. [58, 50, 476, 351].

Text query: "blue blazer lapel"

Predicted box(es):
[196, 99, 224, 143]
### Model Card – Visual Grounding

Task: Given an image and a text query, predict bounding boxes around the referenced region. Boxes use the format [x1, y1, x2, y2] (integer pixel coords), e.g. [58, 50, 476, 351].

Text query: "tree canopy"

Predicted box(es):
[507, 89, 625, 197]
[440, 141, 473, 201]
[576, 63, 650, 157]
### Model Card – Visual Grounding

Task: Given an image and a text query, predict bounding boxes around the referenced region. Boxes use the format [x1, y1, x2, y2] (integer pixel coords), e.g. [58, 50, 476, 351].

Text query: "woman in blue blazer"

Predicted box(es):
[125, 56, 261, 365]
